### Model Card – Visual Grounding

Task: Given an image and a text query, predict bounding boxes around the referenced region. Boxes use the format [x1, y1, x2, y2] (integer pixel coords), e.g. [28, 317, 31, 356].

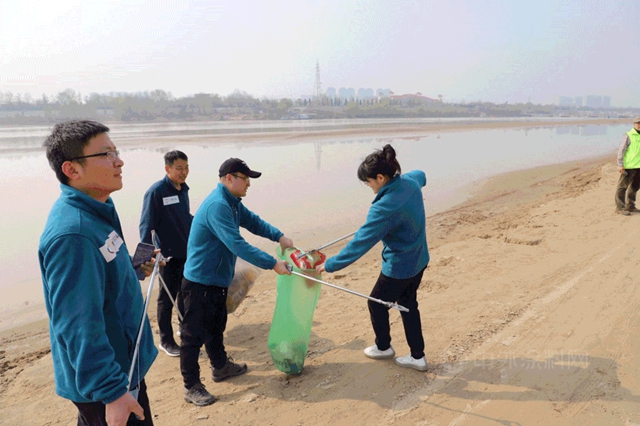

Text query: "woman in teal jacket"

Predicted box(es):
[317, 144, 429, 371]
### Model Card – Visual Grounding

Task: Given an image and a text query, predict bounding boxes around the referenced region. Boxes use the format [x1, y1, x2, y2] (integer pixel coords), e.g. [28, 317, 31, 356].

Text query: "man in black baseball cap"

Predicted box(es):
[180, 157, 293, 406]
[218, 158, 262, 179]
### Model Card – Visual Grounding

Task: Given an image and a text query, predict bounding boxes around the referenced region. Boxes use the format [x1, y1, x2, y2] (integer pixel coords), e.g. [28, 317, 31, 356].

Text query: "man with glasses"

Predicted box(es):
[180, 157, 293, 406]
[39, 120, 158, 425]
[139, 150, 192, 357]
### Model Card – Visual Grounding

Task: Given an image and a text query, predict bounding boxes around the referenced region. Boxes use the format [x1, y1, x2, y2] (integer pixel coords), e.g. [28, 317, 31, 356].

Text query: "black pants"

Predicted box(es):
[615, 168, 640, 210]
[157, 258, 185, 346]
[368, 267, 426, 359]
[180, 278, 228, 389]
[73, 380, 153, 426]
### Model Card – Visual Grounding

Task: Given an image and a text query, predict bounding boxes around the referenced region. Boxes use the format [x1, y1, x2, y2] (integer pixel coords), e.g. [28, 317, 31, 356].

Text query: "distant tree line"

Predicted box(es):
[0, 89, 290, 123]
[0, 88, 637, 124]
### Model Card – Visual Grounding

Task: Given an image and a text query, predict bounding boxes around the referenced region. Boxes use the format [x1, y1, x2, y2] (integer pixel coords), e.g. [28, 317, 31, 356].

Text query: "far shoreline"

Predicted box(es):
[114, 117, 627, 147]
[0, 117, 627, 154]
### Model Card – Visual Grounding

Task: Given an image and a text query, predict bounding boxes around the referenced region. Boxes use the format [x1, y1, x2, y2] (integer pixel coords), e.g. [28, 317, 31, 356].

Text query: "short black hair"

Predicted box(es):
[357, 144, 401, 182]
[164, 150, 188, 166]
[43, 120, 110, 184]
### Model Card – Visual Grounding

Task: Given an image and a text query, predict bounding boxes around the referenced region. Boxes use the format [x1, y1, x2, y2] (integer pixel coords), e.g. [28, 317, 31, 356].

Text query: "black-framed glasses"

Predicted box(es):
[231, 173, 250, 182]
[69, 150, 120, 162]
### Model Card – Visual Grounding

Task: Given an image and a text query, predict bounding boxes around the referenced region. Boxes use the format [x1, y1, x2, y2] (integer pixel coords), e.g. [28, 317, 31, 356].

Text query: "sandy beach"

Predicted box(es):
[3, 118, 640, 425]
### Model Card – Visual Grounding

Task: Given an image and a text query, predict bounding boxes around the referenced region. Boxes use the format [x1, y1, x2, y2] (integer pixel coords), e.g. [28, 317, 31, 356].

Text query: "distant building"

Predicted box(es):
[559, 96, 574, 106]
[388, 93, 440, 106]
[574, 96, 583, 107]
[603, 96, 611, 107]
[586, 95, 602, 108]
[326, 86, 396, 100]
[338, 87, 356, 100]
[357, 88, 375, 99]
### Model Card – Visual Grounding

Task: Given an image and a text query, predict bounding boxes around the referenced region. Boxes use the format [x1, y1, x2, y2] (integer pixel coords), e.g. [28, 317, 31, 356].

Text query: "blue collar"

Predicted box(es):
[60, 184, 119, 227]
[372, 174, 401, 204]
[217, 182, 242, 207]
[163, 175, 189, 192]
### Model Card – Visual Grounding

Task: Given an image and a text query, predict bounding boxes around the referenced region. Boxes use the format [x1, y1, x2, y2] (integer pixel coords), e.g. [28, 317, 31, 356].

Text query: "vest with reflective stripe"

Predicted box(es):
[623, 130, 640, 169]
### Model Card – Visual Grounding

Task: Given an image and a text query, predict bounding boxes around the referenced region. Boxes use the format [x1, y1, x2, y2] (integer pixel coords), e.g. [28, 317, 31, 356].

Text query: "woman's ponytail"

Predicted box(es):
[357, 144, 401, 182]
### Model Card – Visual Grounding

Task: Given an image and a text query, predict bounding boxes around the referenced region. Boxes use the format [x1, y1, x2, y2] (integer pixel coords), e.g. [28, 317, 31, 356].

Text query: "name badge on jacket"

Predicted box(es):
[163, 195, 180, 206]
[99, 230, 124, 262]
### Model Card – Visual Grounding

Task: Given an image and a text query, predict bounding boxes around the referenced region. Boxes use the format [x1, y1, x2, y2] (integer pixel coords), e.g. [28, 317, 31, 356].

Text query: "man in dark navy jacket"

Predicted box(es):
[139, 150, 193, 357]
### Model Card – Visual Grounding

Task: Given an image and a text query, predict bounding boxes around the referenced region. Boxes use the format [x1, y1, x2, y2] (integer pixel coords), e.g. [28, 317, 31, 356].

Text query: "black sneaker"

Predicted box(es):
[159, 342, 180, 357]
[184, 383, 217, 406]
[212, 357, 248, 382]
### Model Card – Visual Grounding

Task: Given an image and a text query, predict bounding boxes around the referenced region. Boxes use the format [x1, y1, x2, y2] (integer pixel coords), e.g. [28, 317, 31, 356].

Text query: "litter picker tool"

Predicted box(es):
[285, 264, 409, 312]
[128, 230, 163, 399]
[295, 231, 356, 260]
[150, 234, 183, 322]
[156, 274, 183, 321]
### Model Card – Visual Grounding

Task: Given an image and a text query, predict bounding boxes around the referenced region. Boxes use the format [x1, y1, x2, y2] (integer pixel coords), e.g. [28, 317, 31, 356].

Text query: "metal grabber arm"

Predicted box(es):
[285, 264, 409, 312]
[128, 230, 162, 398]
[295, 231, 356, 260]
[151, 232, 183, 322]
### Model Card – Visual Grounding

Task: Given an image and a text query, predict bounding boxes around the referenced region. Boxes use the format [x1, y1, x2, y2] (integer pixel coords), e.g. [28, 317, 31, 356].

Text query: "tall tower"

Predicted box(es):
[314, 61, 322, 101]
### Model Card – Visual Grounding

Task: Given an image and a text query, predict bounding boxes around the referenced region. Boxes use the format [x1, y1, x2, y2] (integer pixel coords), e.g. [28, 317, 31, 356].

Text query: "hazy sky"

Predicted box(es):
[1, 0, 639, 106]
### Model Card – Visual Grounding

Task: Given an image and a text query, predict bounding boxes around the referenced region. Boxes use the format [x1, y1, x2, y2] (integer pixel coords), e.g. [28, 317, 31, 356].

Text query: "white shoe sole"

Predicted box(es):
[184, 395, 217, 406]
[395, 359, 428, 371]
[159, 344, 180, 357]
[364, 347, 395, 359]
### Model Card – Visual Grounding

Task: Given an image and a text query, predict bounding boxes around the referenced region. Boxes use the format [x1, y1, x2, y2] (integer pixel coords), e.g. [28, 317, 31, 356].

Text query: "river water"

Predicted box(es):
[0, 118, 627, 329]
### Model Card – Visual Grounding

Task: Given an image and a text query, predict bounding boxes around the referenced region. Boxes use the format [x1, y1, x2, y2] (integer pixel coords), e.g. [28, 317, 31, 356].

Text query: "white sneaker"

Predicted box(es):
[395, 354, 428, 371]
[364, 345, 395, 359]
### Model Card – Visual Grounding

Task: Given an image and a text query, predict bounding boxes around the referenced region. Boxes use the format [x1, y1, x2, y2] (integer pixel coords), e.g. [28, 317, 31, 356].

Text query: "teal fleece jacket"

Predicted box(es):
[38, 185, 157, 404]
[324, 170, 430, 279]
[183, 183, 283, 286]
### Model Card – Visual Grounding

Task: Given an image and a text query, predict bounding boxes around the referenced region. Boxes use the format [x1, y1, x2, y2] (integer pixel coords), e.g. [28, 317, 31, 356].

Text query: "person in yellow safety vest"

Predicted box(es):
[615, 116, 640, 215]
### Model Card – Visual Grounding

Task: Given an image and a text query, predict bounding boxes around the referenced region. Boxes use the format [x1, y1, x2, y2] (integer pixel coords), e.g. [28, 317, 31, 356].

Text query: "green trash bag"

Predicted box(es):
[268, 247, 323, 375]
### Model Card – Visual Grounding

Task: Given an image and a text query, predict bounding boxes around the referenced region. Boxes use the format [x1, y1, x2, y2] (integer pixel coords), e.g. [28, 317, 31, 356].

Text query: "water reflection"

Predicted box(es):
[556, 125, 608, 136]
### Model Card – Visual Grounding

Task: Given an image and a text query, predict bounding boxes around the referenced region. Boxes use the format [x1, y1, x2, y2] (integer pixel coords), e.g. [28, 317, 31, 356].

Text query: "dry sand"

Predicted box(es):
[3, 120, 640, 425]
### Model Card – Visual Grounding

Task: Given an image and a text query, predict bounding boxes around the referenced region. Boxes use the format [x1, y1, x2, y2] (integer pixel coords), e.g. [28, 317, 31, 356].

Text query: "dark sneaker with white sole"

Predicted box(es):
[159, 342, 180, 357]
[212, 357, 248, 382]
[184, 383, 217, 406]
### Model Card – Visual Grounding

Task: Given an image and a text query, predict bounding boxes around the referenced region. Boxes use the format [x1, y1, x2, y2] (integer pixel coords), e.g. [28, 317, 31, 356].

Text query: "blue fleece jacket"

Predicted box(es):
[324, 170, 430, 279]
[139, 175, 192, 258]
[183, 182, 284, 286]
[38, 185, 157, 404]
